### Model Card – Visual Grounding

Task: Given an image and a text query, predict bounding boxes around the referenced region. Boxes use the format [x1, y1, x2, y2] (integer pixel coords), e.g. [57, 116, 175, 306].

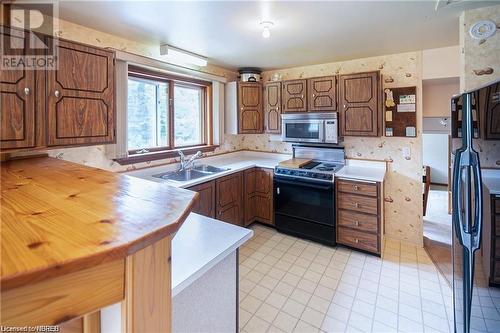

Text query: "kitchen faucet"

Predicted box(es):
[178, 150, 202, 171]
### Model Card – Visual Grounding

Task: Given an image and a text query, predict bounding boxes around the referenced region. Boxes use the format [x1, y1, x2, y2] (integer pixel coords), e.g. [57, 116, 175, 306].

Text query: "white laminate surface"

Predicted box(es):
[335, 159, 386, 183]
[125, 150, 290, 188]
[482, 169, 500, 195]
[172, 213, 253, 296]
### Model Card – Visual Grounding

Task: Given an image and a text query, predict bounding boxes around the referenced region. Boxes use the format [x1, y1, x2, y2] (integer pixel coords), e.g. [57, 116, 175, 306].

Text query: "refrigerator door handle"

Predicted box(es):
[471, 158, 483, 252]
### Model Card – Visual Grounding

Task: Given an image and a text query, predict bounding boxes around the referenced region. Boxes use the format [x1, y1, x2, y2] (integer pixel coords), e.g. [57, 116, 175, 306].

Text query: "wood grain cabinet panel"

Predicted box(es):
[491, 196, 500, 286]
[282, 79, 307, 112]
[47, 39, 115, 146]
[337, 193, 378, 215]
[244, 168, 273, 226]
[338, 210, 378, 233]
[307, 76, 337, 112]
[187, 180, 216, 218]
[216, 172, 243, 226]
[337, 179, 378, 197]
[337, 227, 378, 254]
[238, 82, 263, 134]
[339, 71, 381, 137]
[264, 82, 281, 134]
[479, 82, 500, 140]
[1, 29, 36, 149]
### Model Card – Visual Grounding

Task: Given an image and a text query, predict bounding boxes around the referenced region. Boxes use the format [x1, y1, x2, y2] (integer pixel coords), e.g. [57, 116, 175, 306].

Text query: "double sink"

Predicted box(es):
[153, 164, 229, 182]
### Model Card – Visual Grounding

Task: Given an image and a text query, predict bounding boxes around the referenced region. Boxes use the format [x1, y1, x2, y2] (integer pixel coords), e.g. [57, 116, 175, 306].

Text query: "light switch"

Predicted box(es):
[402, 146, 411, 160]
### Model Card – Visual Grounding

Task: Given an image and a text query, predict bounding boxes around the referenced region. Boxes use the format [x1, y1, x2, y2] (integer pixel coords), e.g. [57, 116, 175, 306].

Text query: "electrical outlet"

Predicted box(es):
[402, 146, 411, 160]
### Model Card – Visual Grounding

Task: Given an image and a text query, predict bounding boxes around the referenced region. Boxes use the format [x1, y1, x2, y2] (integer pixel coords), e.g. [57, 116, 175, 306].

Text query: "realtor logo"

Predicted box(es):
[1, 0, 59, 70]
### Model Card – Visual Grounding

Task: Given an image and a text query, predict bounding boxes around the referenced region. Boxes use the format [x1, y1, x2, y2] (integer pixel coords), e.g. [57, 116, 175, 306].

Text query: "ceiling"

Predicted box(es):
[58, 1, 497, 71]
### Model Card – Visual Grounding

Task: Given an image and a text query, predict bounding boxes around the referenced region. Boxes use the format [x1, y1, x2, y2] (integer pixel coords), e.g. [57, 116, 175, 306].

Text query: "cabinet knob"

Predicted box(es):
[312, 93, 315, 97]
[355, 203, 360, 208]
[54, 90, 60, 98]
[354, 238, 359, 243]
[355, 221, 360, 227]
[219, 211, 222, 216]
[353, 185, 359, 191]
[24, 87, 30, 95]
[240, 107, 243, 111]
[301, 94, 304, 98]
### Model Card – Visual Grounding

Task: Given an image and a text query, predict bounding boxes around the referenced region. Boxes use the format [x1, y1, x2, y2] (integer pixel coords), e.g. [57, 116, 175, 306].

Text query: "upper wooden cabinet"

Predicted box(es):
[282, 79, 307, 112]
[339, 71, 381, 137]
[238, 82, 263, 134]
[46, 39, 115, 146]
[216, 172, 243, 226]
[264, 82, 281, 134]
[308, 76, 337, 112]
[0, 29, 36, 149]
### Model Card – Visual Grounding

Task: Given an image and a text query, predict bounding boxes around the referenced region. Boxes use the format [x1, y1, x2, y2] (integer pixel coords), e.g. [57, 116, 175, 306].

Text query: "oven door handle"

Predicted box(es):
[275, 178, 333, 191]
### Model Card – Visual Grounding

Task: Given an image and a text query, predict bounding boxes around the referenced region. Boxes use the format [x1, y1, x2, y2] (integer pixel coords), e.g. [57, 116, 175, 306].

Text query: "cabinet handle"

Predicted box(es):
[301, 94, 304, 98]
[355, 203, 360, 208]
[24, 87, 30, 95]
[355, 221, 360, 227]
[312, 93, 315, 97]
[240, 107, 243, 111]
[354, 238, 359, 243]
[353, 185, 359, 191]
[276, 106, 280, 111]
[219, 211, 222, 216]
[54, 90, 60, 98]
[276, 187, 280, 195]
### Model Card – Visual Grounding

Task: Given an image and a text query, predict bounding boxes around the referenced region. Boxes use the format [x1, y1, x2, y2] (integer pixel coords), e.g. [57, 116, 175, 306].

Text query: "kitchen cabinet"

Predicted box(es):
[238, 82, 263, 134]
[0, 32, 116, 151]
[187, 180, 216, 218]
[264, 82, 281, 134]
[282, 79, 307, 112]
[307, 76, 337, 112]
[339, 71, 381, 137]
[0, 28, 36, 149]
[216, 172, 244, 226]
[488, 195, 500, 286]
[481, 81, 500, 140]
[244, 168, 273, 226]
[336, 178, 382, 255]
[46, 38, 115, 146]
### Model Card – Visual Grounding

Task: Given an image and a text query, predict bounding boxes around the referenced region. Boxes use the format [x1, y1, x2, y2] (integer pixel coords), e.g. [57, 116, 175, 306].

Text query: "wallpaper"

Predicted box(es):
[459, 5, 500, 168]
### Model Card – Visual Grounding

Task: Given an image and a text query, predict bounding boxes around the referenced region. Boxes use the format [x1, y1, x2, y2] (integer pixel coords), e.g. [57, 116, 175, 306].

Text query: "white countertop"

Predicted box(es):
[482, 169, 500, 195]
[335, 159, 386, 183]
[126, 151, 290, 188]
[126, 150, 387, 186]
[172, 213, 253, 296]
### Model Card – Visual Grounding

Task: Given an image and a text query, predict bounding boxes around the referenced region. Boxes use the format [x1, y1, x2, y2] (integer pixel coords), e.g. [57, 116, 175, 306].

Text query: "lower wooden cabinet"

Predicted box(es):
[336, 178, 382, 255]
[187, 180, 216, 218]
[489, 195, 500, 286]
[244, 168, 273, 226]
[216, 172, 244, 226]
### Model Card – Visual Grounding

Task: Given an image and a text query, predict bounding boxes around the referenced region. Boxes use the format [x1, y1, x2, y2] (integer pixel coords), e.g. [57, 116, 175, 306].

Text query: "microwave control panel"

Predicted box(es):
[324, 120, 338, 143]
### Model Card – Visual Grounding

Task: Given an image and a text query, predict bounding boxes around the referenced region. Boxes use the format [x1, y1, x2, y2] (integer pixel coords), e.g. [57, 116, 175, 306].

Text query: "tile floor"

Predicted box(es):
[238, 224, 500, 333]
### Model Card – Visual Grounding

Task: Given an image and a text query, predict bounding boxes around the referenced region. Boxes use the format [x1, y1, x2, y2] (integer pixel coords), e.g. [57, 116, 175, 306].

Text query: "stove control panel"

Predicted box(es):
[274, 167, 333, 181]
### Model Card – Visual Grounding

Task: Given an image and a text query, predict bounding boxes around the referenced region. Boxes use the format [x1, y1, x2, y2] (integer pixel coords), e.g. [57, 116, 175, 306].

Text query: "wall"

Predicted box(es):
[459, 5, 500, 169]
[423, 133, 449, 185]
[423, 78, 460, 118]
[250, 52, 424, 245]
[422, 46, 460, 80]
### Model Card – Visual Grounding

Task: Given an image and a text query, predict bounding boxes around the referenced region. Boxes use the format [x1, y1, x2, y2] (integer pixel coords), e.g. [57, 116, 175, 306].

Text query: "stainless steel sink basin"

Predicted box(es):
[153, 165, 229, 182]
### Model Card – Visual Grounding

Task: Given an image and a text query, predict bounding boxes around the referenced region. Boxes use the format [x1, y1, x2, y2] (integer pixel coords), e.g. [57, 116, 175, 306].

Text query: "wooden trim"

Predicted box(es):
[1, 260, 124, 326]
[115, 145, 219, 165]
[122, 236, 172, 333]
[83, 312, 101, 333]
[129, 65, 212, 87]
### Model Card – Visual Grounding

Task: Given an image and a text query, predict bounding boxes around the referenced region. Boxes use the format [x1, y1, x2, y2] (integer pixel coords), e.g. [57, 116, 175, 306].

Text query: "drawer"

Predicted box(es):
[337, 227, 379, 254]
[495, 237, 500, 259]
[338, 210, 378, 233]
[338, 193, 378, 215]
[337, 179, 378, 197]
[495, 215, 500, 236]
[495, 198, 500, 214]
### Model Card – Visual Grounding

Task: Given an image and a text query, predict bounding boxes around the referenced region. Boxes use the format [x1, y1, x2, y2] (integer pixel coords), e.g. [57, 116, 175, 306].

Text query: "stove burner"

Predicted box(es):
[302, 161, 321, 169]
[322, 163, 337, 168]
[317, 166, 334, 171]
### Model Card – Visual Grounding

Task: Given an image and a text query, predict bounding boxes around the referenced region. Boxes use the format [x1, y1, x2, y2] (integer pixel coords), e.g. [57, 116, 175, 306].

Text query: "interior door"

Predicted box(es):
[339, 71, 380, 137]
[264, 82, 281, 133]
[308, 76, 337, 112]
[46, 38, 115, 146]
[238, 82, 262, 134]
[0, 28, 36, 149]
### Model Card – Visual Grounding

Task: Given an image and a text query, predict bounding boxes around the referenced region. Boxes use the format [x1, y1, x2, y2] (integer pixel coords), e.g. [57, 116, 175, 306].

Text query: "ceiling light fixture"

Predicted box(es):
[260, 21, 274, 39]
[159, 44, 208, 67]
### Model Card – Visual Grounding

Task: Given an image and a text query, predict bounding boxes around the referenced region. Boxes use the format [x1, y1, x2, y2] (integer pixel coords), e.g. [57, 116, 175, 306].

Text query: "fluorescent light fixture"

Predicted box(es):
[159, 44, 207, 67]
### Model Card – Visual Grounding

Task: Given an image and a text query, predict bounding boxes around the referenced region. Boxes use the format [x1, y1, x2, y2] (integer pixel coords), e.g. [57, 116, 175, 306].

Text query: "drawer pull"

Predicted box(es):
[354, 238, 359, 243]
[355, 203, 361, 208]
[353, 185, 359, 191]
[355, 221, 360, 227]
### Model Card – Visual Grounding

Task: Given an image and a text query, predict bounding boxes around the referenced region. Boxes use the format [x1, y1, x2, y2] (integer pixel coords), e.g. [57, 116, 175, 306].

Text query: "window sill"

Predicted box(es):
[114, 145, 219, 165]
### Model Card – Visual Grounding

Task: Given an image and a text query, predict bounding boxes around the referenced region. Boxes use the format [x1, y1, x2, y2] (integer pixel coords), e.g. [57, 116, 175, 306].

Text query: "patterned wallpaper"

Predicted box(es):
[459, 5, 500, 168]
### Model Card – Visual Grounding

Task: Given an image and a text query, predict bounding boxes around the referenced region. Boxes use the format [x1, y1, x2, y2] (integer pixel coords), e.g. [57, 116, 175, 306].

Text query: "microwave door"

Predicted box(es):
[282, 120, 325, 143]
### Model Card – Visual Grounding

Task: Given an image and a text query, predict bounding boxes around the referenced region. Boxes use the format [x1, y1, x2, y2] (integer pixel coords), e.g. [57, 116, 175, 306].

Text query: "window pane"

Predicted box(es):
[174, 85, 203, 147]
[127, 78, 168, 150]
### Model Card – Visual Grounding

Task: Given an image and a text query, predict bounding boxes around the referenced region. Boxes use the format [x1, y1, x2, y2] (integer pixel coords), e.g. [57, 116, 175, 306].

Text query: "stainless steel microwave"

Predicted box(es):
[281, 113, 338, 144]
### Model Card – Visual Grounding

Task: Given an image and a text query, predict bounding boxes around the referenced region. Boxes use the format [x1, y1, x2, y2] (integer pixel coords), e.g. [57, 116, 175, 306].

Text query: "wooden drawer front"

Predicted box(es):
[337, 179, 378, 197]
[493, 260, 500, 284]
[338, 210, 378, 233]
[337, 227, 379, 254]
[338, 193, 378, 215]
[495, 237, 500, 259]
[494, 198, 500, 214]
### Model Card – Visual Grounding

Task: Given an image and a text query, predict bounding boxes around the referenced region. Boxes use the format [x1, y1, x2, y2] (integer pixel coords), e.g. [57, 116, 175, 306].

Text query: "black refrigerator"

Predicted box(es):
[451, 79, 500, 333]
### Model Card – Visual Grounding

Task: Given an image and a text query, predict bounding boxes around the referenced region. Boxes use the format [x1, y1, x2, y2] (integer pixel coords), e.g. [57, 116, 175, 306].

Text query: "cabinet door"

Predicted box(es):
[1, 28, 36, 149]
[238, 82, 263, 134]
[46, 39, 115, 146]
[308, 76, 337, 112]
[482, 82, 500, 140]
[264, 82, 281, 133]
[254, 168, 273, 225]
[282, 79, 307, 112]
[188, 180, 216, 218]
[244, 168, 257, 226]
[339, 71, 381, 137]
[216, 172, 243, 226]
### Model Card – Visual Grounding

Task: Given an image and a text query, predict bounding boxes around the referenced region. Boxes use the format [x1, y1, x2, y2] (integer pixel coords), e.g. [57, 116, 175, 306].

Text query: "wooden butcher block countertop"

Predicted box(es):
[0, 157, 197, 290]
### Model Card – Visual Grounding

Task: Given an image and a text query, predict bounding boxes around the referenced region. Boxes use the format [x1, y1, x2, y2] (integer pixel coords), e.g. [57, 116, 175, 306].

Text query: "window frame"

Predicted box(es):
[117, 66, 216, 165]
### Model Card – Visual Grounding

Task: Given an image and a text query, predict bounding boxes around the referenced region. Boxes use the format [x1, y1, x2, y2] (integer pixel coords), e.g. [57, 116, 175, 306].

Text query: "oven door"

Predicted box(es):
[274, 175, 335, 245]
[282, 120, 325, 143]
